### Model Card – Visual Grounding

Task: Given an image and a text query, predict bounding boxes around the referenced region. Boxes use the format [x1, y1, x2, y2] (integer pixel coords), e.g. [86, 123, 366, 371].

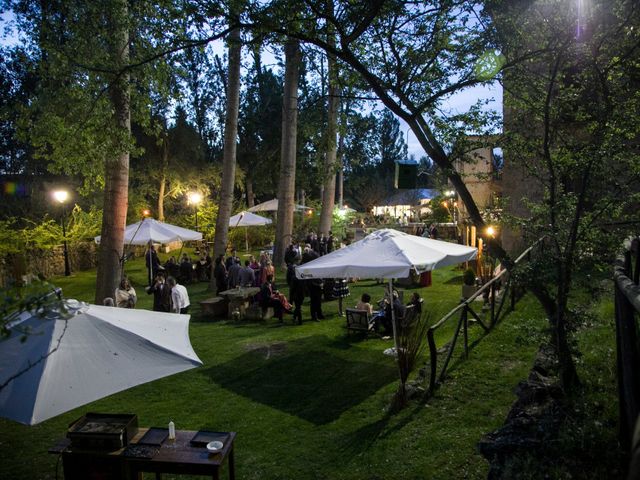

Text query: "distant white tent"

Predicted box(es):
[247, 198, 308, 213]
[94, 218, 202, 245]
[229, 211, 273, 251]
[0, 301, 202, 425]
[229, 211, 273, 227]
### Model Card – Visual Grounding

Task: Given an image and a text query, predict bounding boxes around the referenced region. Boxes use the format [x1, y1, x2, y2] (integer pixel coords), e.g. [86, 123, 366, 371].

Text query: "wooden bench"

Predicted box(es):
[199, 297, 227, 319]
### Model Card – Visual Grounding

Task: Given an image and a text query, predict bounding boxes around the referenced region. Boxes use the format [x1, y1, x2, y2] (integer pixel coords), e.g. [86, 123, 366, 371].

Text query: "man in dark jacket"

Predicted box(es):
[301, 247, 324, 321]
[287, 263, 304, 325]
[145, 243, 163, 286]
[146, 272, 171, 312]
[284, 243, 300, 266]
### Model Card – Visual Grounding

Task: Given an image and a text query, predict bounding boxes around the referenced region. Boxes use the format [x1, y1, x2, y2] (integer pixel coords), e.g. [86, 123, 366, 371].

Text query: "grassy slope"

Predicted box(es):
[2, 252, 596, 479]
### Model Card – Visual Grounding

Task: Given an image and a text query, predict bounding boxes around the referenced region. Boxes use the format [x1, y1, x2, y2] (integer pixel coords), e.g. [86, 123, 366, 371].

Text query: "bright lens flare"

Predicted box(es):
[188, 192, 203, 205]
[142, 209, 151, 217]
[53, 190, 69, 203]
[486, 226, 496, 237]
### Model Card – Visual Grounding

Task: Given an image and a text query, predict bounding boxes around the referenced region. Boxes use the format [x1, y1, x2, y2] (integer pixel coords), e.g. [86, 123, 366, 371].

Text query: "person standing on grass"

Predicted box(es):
[239, 260, 256, 287]
[146, 272, 171, 312]
[228, 259, 242, 289]
[332, 278, 350, 316]
[145, 242, 163, 286]
[167, 276, 190, 314]
[214, 254, 228, 294]
[287, 263, 305, 325]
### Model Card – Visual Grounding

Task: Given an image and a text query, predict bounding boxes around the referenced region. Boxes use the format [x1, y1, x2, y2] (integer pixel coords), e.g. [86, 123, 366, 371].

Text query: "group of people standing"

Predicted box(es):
[150, 245, 212, 285]
[283, 233, 350, 325]
[213, 250, 275, 294]
[105, 272, 190, 315]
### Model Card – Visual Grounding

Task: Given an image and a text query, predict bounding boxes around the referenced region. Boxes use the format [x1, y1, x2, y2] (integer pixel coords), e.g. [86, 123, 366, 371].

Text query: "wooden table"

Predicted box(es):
[49, 428, 236, 480]
[219, 287, 260, 319]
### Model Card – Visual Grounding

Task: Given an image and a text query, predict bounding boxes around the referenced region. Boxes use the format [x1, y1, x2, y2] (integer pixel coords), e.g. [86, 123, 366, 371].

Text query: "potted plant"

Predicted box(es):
[462, 268, 478, 300]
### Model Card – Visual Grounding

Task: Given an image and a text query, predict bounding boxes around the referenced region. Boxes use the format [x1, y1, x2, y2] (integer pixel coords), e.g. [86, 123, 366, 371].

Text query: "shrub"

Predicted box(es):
[463, 268, 476, 286]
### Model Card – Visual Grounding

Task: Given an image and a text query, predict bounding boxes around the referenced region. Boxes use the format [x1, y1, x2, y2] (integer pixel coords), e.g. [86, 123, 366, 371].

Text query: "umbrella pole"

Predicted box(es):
[177, 242, 184, 264]
[388, 278, 404, 394]
[245, 227, 249, 252]
[389, 279, 400, 353]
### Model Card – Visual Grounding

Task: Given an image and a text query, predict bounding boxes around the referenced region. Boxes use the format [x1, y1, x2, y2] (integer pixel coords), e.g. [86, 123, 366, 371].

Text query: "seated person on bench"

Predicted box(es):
[260, 274, 292, 321]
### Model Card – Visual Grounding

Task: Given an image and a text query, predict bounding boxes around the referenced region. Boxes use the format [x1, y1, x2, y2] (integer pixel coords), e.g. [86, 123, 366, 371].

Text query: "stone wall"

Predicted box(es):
[0, 241, 98, 288]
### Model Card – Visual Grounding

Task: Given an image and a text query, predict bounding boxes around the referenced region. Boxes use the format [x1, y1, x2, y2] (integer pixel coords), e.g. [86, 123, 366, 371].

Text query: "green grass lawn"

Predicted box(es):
[1, 253, 618, 479]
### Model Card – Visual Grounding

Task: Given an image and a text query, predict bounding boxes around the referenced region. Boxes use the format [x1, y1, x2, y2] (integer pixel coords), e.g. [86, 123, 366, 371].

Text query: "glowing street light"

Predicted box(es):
[52, 189, 71, 276]
[142, 209, 151, 217]
[187, 192, 203, 229]
[486, 226, 496, 237]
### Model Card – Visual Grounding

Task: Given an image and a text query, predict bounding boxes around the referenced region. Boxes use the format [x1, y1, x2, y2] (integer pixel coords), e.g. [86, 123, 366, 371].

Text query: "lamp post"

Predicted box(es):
[187, 192, 202, 230]
[53, 190, 71, 276]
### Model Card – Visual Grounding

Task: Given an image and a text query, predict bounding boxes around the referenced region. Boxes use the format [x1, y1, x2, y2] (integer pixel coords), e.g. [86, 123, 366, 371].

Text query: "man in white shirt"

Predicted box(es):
[167, 276, 190, 314]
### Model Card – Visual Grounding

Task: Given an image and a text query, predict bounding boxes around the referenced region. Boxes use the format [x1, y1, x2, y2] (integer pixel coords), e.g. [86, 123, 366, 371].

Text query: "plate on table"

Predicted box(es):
[206, 440, 223, 453]
[190, 431, 229, 447]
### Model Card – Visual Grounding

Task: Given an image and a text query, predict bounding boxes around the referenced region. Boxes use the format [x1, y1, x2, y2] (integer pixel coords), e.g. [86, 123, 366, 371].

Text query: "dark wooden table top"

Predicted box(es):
[50, 428, 236, 476]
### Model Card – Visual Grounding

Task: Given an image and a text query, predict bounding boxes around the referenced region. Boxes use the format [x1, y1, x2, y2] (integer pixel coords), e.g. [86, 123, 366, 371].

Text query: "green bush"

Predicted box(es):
[463, 268, 476, 286]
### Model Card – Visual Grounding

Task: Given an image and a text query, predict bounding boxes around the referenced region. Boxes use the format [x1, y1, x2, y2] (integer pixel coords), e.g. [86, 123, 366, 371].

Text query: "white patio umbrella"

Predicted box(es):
[0, 301, 202, 425]
[229, 211, 273, 251]
[296, 228, 477, 352]
[94, 218, 202, 246]
[247, 198, 307, 212]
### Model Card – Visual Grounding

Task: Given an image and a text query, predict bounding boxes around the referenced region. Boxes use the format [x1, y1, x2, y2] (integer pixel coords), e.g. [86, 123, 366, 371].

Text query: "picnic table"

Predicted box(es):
[219, 286, 260, 319]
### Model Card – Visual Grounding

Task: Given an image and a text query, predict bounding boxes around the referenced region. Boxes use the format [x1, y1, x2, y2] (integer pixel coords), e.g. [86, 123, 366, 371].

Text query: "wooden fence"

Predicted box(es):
[614, 236, 640, 451]
[425, 240, 540, 394]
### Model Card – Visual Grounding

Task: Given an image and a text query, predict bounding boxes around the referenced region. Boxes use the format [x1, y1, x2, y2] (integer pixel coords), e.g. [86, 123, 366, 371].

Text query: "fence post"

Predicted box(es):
[427, 329, 437, 393]
[490, 282, 496, 327]
[615, 284, 640, 450]
[463, 306, 469, 359]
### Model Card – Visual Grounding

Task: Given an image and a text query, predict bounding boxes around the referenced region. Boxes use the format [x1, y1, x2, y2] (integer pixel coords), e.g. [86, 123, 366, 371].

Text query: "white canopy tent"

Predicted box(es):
[296, 228, 477, 279]
[296, 228, 477, 353]
[229, 211, 273, 251]
[94, 218, 202, 246]
[247, 198, 308, 213]
[0, 301, 202, 425]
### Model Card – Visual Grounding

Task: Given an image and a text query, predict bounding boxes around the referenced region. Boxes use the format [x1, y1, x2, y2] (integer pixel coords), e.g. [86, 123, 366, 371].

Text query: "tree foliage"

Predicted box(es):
[495, 0, 640, 387]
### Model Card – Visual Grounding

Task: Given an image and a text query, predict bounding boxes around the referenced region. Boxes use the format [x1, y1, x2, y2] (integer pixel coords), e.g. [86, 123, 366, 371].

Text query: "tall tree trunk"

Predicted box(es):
[212, 23, 242, 262]
[337, 128, 345, 207]
[157, 133, 169, 222]
[246, 174, 254, 208]
[158, 175, 166, 222]
[94, 0, 130, 304]
[273, 38, 301, 267]
[319, 48, 339, 235]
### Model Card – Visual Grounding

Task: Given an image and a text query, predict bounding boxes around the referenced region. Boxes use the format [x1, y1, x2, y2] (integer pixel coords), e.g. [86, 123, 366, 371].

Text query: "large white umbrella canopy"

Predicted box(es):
[0, 301, 202, 425]
[295, 228, 477, 359]
[247, 198, 307, 212]
[296, 228, 477, 279]
[229, 211, 273, 227]
[94, 218, 202, 245]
